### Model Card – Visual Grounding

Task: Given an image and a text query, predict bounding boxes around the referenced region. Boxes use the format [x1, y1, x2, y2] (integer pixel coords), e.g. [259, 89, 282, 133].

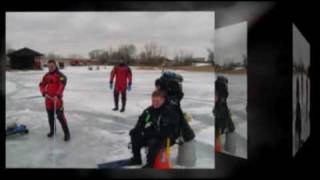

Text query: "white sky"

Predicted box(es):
[6, 12, 215, 59]
[215, 21, 247, 65]
[293, 23, 310, 68]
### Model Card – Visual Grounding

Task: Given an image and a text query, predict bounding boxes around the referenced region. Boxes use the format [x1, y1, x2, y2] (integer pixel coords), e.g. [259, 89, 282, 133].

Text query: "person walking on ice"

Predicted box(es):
[39, 59, 70, 141]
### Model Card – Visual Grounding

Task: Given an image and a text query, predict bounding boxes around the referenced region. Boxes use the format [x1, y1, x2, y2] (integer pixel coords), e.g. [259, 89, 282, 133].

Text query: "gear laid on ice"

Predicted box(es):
[6, 123, 29, 137]
[97, 157, 142, 169]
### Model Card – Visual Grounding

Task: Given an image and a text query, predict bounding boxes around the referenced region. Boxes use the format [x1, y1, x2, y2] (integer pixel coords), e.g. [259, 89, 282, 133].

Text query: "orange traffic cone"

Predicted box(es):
[215, 136, 222, 152]
[154, 138, 171, 169]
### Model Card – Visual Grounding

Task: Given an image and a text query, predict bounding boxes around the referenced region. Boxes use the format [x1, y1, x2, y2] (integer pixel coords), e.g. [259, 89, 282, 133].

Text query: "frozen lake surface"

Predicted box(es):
[6, 66, 247, 168]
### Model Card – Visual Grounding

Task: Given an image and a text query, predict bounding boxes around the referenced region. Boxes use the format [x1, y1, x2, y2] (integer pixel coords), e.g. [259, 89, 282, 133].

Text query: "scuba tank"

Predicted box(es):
[176, 112, 196, 167]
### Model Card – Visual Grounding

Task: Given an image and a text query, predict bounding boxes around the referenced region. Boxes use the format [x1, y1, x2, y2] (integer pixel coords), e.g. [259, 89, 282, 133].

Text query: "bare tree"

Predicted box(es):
[46, 53, 63, 60]
[173, 50, 193, 66]
[138, 51, 147, 64]
[89, 49, 110, 65]
[242, 54, 247, 68]
[139, 42, 165, 65]
[68, 53, 83, 59]
[207, 48, 215, 66]
[144, 42, 163, 59]
[89, 49, 105, 59]
[118, 44, 136, 64]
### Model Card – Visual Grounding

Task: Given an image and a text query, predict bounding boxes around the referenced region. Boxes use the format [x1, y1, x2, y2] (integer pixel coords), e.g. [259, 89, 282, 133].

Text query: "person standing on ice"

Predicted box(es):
[128, 90, 180, 168]
[39, 59, 70, 141]
[109, 60, 132, 112]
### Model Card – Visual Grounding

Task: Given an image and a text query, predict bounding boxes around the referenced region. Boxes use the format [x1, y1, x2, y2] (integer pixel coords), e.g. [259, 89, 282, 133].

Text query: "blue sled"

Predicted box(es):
[97, 158, 132, 169]
[6, 124, 29, 136]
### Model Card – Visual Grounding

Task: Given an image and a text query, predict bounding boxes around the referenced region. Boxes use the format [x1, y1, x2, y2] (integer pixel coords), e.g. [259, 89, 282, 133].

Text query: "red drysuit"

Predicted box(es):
[110, 64, 132, 92]
[39, 69, 67, 110]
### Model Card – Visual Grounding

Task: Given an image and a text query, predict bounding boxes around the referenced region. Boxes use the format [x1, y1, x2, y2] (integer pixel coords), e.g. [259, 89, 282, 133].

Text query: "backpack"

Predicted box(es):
[170, 105, 195, 144]
[158, 71, 184, 104]
[215, 75, 228, 99]
[214, 75, 235, 134]
[155, 71, 195, 143]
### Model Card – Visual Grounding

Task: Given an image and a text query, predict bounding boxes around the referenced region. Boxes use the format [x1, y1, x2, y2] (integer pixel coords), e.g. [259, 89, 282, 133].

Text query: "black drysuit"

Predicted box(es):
[129, 104, 180, 167]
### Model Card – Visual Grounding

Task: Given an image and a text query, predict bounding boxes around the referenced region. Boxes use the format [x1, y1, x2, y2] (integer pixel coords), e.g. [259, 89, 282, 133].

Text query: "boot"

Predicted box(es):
[120, 92, 126, 113]
[142, 164, 153, 168]
[47, 111, 55, 138]
[47, 132, 54, 138]
[64, 133, 70, 142]
[62, 124, 70, 142]
[127, 156, 142, 165]
[58, 115, 70, 142]
[113, 91, 119, 111]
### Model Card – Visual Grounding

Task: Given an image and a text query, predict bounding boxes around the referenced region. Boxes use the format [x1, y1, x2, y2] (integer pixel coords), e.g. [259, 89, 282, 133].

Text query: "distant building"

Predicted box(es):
[43, 58, 99, 67]
[191, 57, 206, 63]
[7, 47, 44, 70]
[158, 56, 172, 66]
[108, 59, 121, 65]
[191, 57, 211, 66]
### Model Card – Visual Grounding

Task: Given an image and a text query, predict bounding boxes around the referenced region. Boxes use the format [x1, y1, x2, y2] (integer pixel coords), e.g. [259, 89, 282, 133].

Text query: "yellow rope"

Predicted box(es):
[166, 138, 171, 166]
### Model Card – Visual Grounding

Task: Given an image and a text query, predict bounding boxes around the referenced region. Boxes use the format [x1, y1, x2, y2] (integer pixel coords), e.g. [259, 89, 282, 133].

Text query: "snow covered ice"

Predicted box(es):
[6, 66, 247, 168]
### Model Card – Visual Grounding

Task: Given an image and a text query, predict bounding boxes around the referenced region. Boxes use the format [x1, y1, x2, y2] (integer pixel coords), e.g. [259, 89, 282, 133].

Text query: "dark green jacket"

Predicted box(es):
[130, 104, 180, 141]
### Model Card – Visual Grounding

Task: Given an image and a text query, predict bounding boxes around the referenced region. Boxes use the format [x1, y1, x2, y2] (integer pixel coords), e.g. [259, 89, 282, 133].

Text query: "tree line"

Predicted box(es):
[6, 42, 218, 67]
[87, 42, 216, 66]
